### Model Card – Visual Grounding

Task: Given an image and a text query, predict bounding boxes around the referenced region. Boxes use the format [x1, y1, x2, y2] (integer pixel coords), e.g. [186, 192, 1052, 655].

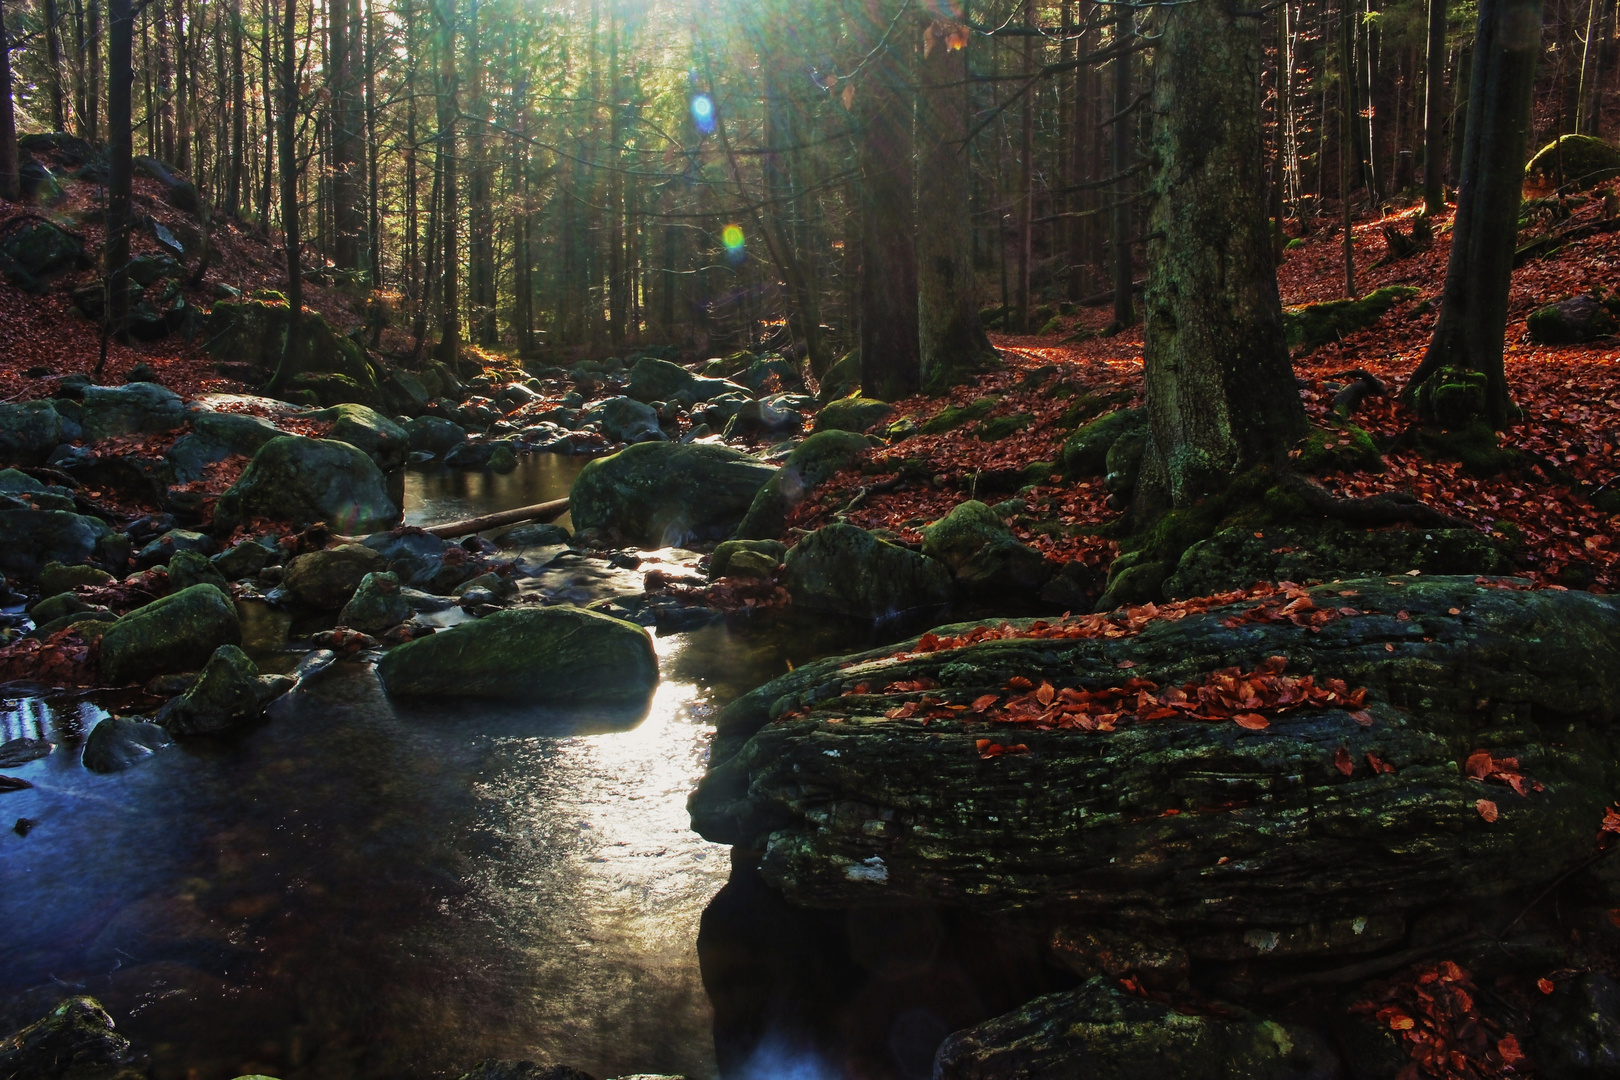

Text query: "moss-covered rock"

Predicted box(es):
[0, 509, 111, 581]
[283, 543, 389, 609]
[1059, 408, 1147, 479]
[306, 403, 410, 470]
[813, 394, 896, 434]
[690, 578, 1620, 928]
[339, 571, 412, 631]
[1527, 294, 1617, 344]
[404, 416, 467, 454]
[1162, 522, 1511, 599]
[814, 350, 861, 403]
[921, 500, 1051, 597]
[1283, 285, 1419, 352]
[38, 561, 113, 596]
[935, 979, 1334, 1080]
[375, 605, 658, 703]
[213, 436, 400, 534]
[0, 996, 132, 1079]
[781, 523, 955, 622]
[1291, 422, 1385, 474]
[626, 356, 744, 404]
[0, 219, 87, 292]
[167, 549, 232, 593]
[975, 412, 1034, 442]
[99, 584, 241, 684]
[80, 382, 187, 442]
[204, 300, 382, 405]
[920, 396, 999, 436]
[570, 442, 778, 547]
[1525, 133, 1620, 189]
[710, 539, 788, 580]
[157, 644, 292, 734]
[733, 430, 870, 541]
[0, 399, 82, 465]
[1411, 367, 1489, 430]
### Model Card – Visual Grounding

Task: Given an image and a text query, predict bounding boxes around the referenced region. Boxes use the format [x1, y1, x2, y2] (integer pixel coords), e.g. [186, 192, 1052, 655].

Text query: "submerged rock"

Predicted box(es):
[781, 523, 954, 622]
[0, 996, 132, 1079]
[935, 979, 1335, 1080]
[99, 584, 241, 684]
[570, 442, 777, 547]
[214, 436, 400, 534]
[690, 578, 1620, 939]
[376, 606, 658, 703]
[732, 430, 869, 541]
[81, 717, 173, 772]
[158, 644, 292, 734]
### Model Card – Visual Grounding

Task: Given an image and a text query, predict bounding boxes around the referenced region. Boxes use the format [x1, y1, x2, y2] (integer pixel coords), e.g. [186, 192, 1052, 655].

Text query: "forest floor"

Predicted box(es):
[1, 182, 1617, 591]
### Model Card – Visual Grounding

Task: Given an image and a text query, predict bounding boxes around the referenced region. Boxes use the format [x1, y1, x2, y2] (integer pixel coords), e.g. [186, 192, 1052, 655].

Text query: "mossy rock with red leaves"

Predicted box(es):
[690, 577, 1620, 952]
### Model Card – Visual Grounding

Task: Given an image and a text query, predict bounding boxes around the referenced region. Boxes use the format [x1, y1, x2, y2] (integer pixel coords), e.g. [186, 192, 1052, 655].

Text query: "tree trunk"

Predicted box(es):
[1424, 0, 1449, 211]
[1111, 30, 1135, 329]
[1341, 0, 1359, 297]
[226, 0, 245, 217]
[432, 0, 459, 365]
[918, 16, 998, 394]
[856, 6, 919, 401]
[44, 0, 68, 130]
[0, 0, 16, 202]
[1015, 0, 1035, 333]
[1138, 0, 1309, 510]
[259, 0, 273, 227]
[330, 0, 363, 273]
[85, 0, 102, 141]
[266, 0, 302, 396]
[467, 0, 495, 345]
[99, 0, 133, 362]
[1404, 0, 1542, 428]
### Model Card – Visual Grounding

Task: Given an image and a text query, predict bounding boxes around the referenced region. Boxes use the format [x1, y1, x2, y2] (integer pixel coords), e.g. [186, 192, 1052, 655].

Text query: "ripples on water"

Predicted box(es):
[0, 507, 785, 1080]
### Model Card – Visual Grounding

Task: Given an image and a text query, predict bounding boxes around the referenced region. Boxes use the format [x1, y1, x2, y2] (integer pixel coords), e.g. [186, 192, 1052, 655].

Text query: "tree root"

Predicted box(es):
[1274, 465, 1473, 530]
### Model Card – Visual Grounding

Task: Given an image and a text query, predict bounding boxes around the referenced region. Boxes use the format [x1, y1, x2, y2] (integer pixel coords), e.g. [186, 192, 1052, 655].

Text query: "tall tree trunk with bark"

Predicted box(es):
[330, 0, 363, 272]
[1137, 0, 1309, 512]
[1405, 0, 1542, 427]
[856, 4, 919, 401]
[85, 0, 101, 141]
[227, 0, 245, 217]
[45, 0, 69, 130]
[0, 0, 16, 202]
[432, 0, 459, 364]
[1111, 29, 1135, 330]
[99, 0, 133, 369]
[266, 0, 302, 395]
[918, 16, 997, 393]
[1424, 0, 1448, 211]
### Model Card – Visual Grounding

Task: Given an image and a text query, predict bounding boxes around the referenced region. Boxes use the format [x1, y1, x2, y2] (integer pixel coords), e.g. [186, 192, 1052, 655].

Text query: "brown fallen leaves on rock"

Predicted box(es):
[1352, 960, 1527, 1079]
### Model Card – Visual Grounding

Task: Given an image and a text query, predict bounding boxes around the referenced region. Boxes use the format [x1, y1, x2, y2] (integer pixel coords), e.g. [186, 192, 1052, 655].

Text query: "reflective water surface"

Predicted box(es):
[403, 455, 588, 530]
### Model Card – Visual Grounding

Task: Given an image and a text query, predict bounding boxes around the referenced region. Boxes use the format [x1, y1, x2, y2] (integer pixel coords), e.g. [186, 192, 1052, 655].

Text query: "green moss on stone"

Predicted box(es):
[920, 396, 999, 435]
[1283, 285, 1419, 352]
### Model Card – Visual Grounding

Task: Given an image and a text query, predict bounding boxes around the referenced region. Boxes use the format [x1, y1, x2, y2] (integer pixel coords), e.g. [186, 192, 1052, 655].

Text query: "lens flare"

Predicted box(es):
[721, 224, 745, 262]
[690, 93, 716, 134]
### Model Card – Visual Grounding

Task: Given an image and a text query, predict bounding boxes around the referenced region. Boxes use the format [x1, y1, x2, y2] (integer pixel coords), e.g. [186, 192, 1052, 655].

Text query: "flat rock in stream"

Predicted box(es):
[689, 577, 1620, 951]
[376, 605, 658, 703]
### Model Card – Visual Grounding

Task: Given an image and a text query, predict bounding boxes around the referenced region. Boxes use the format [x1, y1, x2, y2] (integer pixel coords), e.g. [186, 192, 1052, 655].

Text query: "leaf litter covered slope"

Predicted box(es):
[788, 207, 1618, 591]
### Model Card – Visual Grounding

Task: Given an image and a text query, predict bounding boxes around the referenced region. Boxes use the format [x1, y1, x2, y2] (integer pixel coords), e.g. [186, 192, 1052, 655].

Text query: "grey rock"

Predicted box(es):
[283, 544, 389, 609]
[81, 717, 173, 772]
[213, 436, 399, 534]
[99, 584, 241, 684]
[80, 382, 187, 442]
[339, 571, 412, 632]
[0, 509, 110, 581]
[157, 644, 292, 734]
[570, 442, 778, 547]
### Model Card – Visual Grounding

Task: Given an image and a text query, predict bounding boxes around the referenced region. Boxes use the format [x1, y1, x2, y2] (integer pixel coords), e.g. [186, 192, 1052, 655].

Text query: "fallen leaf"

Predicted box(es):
[1235, 713, 1270, 730]
[1350, 710, 1375, 726]
[1476, 799, 1499, 822]
[1538, 978, 1556, 994]
[1334, 745, 1355, 775]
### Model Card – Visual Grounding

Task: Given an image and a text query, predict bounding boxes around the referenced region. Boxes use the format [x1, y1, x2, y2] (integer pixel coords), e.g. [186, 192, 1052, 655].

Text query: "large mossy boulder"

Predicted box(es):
[815, 350, 861, 403]
[920, 500, 1051, 596]
[1527, 294, 1617, 344]
[1525, 133, 1620, 189]
[733, 430, 869, 541]
[570, 442, 778, 547]
[812, 394, 895, 434]
[404, 416, 467, 454]
[1162, 522, 1512, 600]
[690, 578, 1620, 942]
[339, 571, 411, 631]
[0, 996, 132, 1079]
[213, 436, 400, 534]
[306, 403, 410, 470]
[0, 509, 110, 580]
[0, 399, 83, 465]
[80, 382, 187, 442]
[98, 584, 241, 684]
[375, 606, 658, 703]
[935, 979, 1334, 1080]
[780, 523, 955, 622]
[158, 644, 291, 734]
[204, 300, 382, 405]
[166, 411, 284, 483]
[283, 544, 388, 609]
[583, 396, 666, 443]
[1283, 285, 1419, 353]
[1059, 407, 1145, 478]
[0, 219, 87, 292]
[626, 356, 744, 404]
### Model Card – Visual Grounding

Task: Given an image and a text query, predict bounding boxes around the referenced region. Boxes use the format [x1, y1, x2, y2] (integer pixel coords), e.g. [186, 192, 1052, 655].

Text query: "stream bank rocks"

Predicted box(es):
[98, 584, 242, 684]
[376, 606, 658, 703]
[213, 435, 400, 535]
[157, 644, 293, 734]
[781, 523, 955, 622]
[0, 996, 135, 1080]
[570, 442, 778, 547]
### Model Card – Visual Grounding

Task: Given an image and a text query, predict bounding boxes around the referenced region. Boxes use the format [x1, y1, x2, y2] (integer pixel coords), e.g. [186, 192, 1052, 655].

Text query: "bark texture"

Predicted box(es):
[1139, 0, 1307, 509]
[1405, 0, 1543, 428]
[917, 20, 998, 395]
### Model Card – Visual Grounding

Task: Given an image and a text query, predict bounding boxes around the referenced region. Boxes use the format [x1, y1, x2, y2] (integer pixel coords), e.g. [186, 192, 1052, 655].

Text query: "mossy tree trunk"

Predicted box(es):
[917, 17, 998, 395]
[1404, 0, 1541, 428]
[0, 0, 18, 203]
[266, 0, 303, 396]
[1137, 0, 1307, 511]
[856, 3, 920, 403]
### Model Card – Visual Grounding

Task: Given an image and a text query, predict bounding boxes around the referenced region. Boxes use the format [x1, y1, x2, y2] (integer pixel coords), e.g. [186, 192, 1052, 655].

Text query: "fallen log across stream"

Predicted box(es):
[404, 497, 571, 540]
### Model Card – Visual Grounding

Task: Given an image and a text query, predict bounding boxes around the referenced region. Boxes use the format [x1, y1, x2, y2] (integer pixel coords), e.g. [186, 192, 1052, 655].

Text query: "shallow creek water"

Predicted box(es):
[0, 456, 877, 1080]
